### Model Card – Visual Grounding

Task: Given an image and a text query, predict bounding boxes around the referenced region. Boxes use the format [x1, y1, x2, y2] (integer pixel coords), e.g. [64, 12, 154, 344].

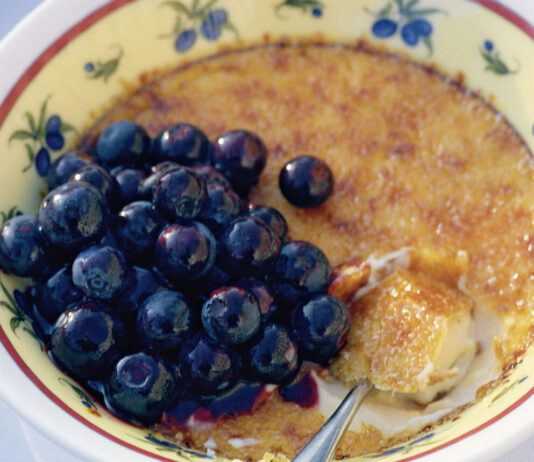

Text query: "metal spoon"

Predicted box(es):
[292, 381, 372, 462]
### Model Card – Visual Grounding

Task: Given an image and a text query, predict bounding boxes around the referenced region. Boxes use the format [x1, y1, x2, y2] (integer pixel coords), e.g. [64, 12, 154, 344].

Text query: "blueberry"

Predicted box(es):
[155, 222, 217, 282]
[235, 278, 278, 323]
[151, 123, 211, 166]
[213, 130, 267, 196]
[96, 120, 150, 166]
[279, 155, 333, 208]
[412, 18, 432, 36]
[200, 19, 222, 41]
[0, 215, 45, 277]
[50, 301, 124, 380]
[246, 205, 288, 242]
[46, 132, 65, 151]
[270, 241, 332, 309]
[291, 295, 349, 363]
[152, 166, 207, 221]
[138, 162, 179, 200]
[105, 352, 179, 424]
[192, 165, 231, 189]
[46, 115, 62, 133]
[221, 217, 281, 278]
[175, 29, 197, 52]
[136, 289, 196, 351]
[114, 201, 163, 259]
[35, 148, 51, 176]
[178, 334, 239, 395]
[401, 22, 419, 46]
[115, 266, 167, 315]
[72, 245, 129, 300]
[199, 184, 243, 235]
[372, 18, 398, 38]
[201, 286, 261, 346]
[207, 8, 228, 25]
[244, 324, 300, 384]
[47, 150, 94, 190]
[37, 266, 83, 323]
[112, 168, 146, 204]
[70, 164, 121, 210]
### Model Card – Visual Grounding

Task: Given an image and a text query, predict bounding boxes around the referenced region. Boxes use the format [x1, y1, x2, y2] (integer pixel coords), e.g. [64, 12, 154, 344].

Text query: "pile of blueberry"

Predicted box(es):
[0, 120, 348, 425]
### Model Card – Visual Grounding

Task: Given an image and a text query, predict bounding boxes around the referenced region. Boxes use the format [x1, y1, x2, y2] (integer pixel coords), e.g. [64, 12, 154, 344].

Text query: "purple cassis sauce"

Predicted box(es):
[279, 369, 319, 408]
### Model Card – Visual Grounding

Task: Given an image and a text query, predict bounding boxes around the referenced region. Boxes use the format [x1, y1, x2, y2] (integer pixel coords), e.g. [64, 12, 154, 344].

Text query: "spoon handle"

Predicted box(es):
[292, 382, 372, 462]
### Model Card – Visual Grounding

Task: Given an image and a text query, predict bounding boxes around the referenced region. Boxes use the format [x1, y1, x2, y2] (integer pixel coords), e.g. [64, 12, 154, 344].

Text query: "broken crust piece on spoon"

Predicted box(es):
[330, 248, 476, 404]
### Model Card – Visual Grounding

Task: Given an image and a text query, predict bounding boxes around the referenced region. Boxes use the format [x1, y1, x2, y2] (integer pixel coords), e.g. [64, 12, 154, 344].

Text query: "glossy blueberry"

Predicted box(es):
[401, 22, 419, 46]
[45, 115, 62, 133]
[0, 215, 45, 277]
[279, 155, 333, 208]
[70, 164, 121, 210]
[37, 266, 83, 323]
[192, 165, 231, 189]
[112, 168, 146, 204]
[200, 18, 222, 41]
[199, 184, 243, 235]
[271, 241, 332, 308]
[138, 162, 178, 200]
[72, 245, 129, 300]
[41, 183, 109, 250]
[201, 286, 261, 346]
[213, 130, 267, 196]
[244, 324, 300, 384]
[235, 278, 277, 323]
[50, 301, 124, 380]
[155, 222, 216, 282]
[175, 29, 197, 52]
[412, 18, 432, 36]
[371, 18, 398, 38]
[207, 8, 228, 25]
[105, 352, 179, 424]
[291, 295, 349, 363]
[151, 123, 211, 166]
[178, 334, 239, 395]
[246, 205, 288, 242]
[35, 148, 51, 176]
[114, 201, 163, 259]
[152, 166, 207, 221]
[47, 150, 94, 190]
[96, 120, 150, 166]
[115, 266, 167, 314]
[221, 217, 280, 277]
[46, 132, 65, 151]
[137, 290, 196, 350]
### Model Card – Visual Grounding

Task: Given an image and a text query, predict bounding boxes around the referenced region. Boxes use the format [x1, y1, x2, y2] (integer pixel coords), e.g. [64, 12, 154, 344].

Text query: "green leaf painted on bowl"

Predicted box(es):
[489, 376, 528, 405]
[480, 42, 519, 75]
[58, 377, 100, 415]
[85, 45, 124, 82]
[275, 0, 324, 18]
[130, 432, 213, 460]
[0, 206, 22, 225]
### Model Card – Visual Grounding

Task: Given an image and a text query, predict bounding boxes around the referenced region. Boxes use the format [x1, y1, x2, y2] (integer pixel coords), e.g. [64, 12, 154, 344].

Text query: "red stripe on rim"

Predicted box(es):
[1, 0, 534, 461]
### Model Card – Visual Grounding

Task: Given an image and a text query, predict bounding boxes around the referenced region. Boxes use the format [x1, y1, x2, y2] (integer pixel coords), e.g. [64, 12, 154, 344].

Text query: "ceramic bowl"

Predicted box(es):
[1, 1, 534, 461]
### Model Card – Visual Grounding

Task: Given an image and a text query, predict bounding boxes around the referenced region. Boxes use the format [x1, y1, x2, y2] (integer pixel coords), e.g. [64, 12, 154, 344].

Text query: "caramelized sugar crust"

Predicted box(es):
[81, 43, 534, 459]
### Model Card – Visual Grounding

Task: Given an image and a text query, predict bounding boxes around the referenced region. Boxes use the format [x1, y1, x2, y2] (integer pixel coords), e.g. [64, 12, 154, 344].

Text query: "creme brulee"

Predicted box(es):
[78, 43, 534, 461]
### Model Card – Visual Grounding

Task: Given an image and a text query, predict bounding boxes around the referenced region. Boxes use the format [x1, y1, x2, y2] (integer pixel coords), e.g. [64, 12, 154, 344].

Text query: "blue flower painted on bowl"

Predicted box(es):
[8, 97, 76, 176]
[161, 1, 238, 53]
[480, 40, 519, 75]
[275, 0, 324, 18]
[367, 0, 444, 55]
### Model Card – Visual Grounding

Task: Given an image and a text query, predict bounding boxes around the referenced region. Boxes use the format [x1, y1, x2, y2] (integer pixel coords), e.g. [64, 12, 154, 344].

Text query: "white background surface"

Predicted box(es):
[1, 1, 534, 461]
